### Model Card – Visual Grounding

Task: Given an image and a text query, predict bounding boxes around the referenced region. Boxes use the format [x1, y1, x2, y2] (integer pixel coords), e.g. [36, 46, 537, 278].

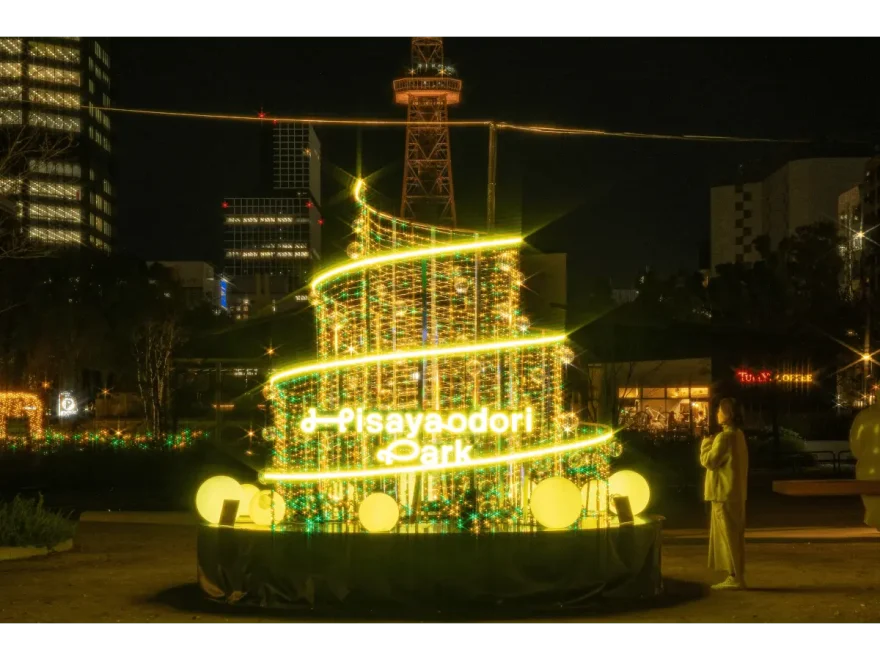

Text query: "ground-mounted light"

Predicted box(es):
[196, 476, 242, 524]
[529, 477, 582, 529]
[249, 489, 286, 526]
[358, 492, 400, 532]
[608, 470, 651, 516]
[846, 405, 880, 528]
[237, 484, 260, 519]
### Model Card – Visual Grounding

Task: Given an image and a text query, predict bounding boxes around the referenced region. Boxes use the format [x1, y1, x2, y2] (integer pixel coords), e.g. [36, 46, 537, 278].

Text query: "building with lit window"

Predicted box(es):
[223, 121, 321, 319]
[150, 261, 222, 310]
[0, 37, 113, 251]
[838, 184, 863, 300]
[710, 157, 867, 274]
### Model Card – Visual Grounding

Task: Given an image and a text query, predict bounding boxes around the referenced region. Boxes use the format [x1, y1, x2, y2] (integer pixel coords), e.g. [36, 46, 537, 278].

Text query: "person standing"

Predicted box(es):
[700, 397, 749, 590]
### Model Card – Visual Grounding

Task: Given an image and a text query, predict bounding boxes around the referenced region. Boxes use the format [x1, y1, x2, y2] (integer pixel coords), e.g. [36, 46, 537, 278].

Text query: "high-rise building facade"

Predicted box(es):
[838, 184, 863, 300]
[836, 156, 880, 303]
[223, 121, 320, 319]
[710, 157, 867, 273]
[0, 37, 114, 252]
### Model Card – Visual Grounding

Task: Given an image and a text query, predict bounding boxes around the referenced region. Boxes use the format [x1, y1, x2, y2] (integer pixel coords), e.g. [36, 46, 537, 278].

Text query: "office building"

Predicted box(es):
[152, 261, 222, 310]
[0, 37, 114, 251]
[710, 158, 867, 273]
[223, 122, 321, 319]
[837, 156, 880, 302]
[838, 184, 863, 300]
[863, 156, 880, 239]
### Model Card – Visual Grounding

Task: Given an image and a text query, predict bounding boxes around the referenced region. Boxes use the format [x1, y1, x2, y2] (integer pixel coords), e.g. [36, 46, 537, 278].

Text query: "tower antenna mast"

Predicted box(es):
[394, 38, 462, 227]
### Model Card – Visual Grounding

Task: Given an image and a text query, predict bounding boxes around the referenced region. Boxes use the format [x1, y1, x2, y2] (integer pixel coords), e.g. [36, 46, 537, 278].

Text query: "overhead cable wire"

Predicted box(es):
[88, 105, 815, 144]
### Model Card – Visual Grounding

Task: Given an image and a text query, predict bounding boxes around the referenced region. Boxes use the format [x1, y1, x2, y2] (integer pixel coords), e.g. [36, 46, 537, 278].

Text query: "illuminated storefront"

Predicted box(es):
[618, 384, 711, 435]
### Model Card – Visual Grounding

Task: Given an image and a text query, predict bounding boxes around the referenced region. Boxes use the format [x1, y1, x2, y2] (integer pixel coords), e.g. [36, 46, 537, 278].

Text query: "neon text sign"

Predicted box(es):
[299, 406, 534, 438]
[735, 369, 813, 385]
[377, 438, 473, 467]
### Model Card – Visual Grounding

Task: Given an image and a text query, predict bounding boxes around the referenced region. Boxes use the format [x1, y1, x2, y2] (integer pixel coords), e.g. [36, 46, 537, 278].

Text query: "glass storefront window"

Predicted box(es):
[617, 385, 710, 437]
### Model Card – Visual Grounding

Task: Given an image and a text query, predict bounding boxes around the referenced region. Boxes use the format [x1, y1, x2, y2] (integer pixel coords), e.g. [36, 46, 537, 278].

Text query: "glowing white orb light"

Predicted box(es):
[249, 489, 286, 526]
[196, 476, 242, 524]
[529, 477, 582, 529]
[237, 484, 261, 519]
[358, 492, 400, 532]
[608, 470, 651, 516]
[849, 405, 880, 529]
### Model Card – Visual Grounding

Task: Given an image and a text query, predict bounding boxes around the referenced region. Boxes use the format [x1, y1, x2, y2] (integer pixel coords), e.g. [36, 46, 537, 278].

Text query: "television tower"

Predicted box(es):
[394, 38, 462, 227]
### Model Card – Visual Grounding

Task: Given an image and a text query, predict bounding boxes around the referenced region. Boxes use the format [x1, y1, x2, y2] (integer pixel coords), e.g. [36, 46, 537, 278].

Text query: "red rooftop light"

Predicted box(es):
[222, 201, 228, 208]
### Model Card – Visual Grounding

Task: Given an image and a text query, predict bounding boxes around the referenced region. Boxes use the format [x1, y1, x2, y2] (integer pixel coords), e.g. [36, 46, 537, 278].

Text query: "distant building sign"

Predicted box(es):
[735, 369, 813, 385]
[219, 279, 228, 309]
[58, 391, 78, 417]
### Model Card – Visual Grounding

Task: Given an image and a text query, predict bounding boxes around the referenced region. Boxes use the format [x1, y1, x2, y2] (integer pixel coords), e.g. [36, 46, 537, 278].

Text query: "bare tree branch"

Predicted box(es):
[1, 123, 77, 260]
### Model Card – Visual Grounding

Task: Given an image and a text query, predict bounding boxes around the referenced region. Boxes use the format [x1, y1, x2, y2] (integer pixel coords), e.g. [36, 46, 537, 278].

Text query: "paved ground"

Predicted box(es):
[1, 518, 879, 623]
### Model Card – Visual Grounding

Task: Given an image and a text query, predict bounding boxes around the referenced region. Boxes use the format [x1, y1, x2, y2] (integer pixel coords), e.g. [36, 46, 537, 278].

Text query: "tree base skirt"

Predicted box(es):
[196, 517, 663, 614]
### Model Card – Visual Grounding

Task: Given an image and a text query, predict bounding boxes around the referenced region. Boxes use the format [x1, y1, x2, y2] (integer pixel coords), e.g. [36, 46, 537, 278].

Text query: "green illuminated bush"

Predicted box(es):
[0, 495, 76, 548]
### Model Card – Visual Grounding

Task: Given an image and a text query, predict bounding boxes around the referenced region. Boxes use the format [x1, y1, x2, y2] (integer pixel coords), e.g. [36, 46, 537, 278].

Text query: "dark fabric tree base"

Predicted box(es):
[197, 518, 663, 614]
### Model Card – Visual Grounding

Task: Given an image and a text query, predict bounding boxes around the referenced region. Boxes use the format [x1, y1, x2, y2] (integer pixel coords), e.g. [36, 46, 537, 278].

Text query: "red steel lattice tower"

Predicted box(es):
[394, 37, 462, 227]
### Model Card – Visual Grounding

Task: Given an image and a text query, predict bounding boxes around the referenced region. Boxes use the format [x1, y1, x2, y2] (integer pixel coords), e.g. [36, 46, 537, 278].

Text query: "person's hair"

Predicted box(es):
[717, 397, 743, 428]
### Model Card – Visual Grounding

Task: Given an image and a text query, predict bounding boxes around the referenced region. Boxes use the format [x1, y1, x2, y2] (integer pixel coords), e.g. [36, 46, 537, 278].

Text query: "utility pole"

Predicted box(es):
[487, 122, 497, 231]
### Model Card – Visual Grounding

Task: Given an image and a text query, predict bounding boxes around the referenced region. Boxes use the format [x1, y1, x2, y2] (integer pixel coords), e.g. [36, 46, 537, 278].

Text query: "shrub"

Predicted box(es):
[0, 494, 76, 548]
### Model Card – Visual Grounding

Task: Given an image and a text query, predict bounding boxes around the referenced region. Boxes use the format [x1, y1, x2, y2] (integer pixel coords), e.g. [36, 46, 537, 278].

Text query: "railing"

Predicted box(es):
[393, 77, 462, 94]
[774, 450, 857, 475]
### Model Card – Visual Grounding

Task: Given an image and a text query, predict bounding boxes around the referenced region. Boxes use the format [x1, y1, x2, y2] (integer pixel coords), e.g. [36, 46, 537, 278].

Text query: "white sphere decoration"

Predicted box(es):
[249, 489, 286, 526]
[358, 492, 400, 532]
[196, 476, 242, 524]
[237, 484, 261, 519]
[529, 477, 582, 529]
[851, 404, 880, 530]
[608, 470, 651, 516]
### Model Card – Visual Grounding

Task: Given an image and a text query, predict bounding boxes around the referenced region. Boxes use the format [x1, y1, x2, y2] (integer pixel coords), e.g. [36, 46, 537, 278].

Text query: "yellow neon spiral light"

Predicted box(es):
[266, 176, 613, 528]
[269, 334, 566, 385]
[261, 429, 614, 483]
[310, 236, 522, 292]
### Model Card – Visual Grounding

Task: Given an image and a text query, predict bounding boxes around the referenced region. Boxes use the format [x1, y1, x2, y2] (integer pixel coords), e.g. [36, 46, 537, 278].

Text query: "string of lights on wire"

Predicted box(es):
[84, 105, 811, 144]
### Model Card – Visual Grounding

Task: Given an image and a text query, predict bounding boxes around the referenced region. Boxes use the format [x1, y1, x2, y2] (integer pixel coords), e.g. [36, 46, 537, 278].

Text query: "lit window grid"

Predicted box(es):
[0, 62, 22, 78]
[28, 112, 80, 132]
[28, 226, 79, 243]
[28, 203, 81, 222]
[29, 160, 81, 178]
[0, 39, 22, 55]
[88, 103, 111, 128]
[28, 41, 79, 64]
[28, 88, 80, 109]
[28, 180, 80, 201]
[28, 64, 79, 86]
[0, 85, 22, 102]
[274, 122, 312, 190]
[0, 178, 21, 195]
[0, 108, 22, 125]
[224, 198, 315, 276]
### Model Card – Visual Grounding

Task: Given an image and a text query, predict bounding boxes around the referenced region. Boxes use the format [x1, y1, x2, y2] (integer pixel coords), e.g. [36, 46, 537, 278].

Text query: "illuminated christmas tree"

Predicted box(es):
[261, 180, 621, 531]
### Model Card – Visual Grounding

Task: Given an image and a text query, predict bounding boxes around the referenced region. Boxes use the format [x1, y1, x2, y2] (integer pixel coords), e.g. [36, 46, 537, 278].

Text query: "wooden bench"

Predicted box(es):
[773, 480, 880, 497]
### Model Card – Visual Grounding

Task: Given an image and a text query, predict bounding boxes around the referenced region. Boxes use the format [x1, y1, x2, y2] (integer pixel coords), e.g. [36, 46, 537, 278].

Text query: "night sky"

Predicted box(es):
[112, 38, 879, 289]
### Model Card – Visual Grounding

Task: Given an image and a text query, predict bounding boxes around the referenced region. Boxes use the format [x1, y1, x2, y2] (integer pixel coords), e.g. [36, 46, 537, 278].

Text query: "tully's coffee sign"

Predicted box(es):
[735, 369, 813, 386]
